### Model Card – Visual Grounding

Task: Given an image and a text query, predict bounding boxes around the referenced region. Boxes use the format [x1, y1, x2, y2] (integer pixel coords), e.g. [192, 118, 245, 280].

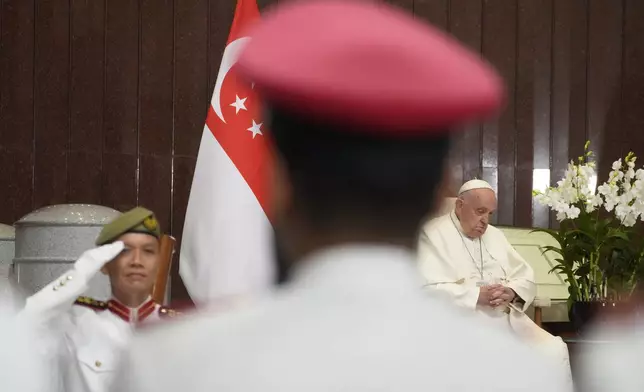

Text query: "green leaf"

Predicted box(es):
[605, 231, 629, 241]
[531, 227, 560, 238]
[566, 228, 595, 241]
[552, 257, 572, 267]
[549, 265, 568, 274]
[531, 228, 565, 248]
[541, 245, 564, 258]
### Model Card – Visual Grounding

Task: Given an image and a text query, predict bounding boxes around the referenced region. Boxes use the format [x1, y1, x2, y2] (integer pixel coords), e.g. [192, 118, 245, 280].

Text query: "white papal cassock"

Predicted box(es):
[418, 210, 573, 388]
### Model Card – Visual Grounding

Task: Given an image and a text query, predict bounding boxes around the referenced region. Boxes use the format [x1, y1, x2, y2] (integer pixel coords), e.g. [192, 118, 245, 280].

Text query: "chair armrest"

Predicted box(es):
[532, 296, 551, 328]
[533, 296, 551, 308]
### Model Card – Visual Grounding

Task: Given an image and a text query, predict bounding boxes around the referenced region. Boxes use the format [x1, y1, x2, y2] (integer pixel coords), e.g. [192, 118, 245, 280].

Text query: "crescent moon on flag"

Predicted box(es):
[211, 37, 252, 124]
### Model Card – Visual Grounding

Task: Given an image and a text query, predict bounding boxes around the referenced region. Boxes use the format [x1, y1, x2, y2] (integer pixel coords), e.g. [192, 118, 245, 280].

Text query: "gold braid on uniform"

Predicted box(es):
[74, 296, 108, 311]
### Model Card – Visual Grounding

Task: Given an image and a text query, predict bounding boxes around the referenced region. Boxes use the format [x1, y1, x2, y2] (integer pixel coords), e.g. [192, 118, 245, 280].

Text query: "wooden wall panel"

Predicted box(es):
[174, 0, 209, 158]
[567, 0, 590, 165]
[104, 0, 138, 156]
[588, 0, 623, 181]
[208, 0, 235, 94]
[139, 155, 172, 234]
[413, 0, 448, 29]
[2, 0, 644, 302]
[0, 0, 34, 223]
[101, 153, 137, 212]
[386, 0, 413, 14]
[0, 0, 34, 153]
[139, 0, 174, 157]
[33, 0, 70, 209]
[70, 0, 104, 154]
[414, 0, 455, 186]
[138, 0, 173, 243]
[551, 0, 574, 228]
[102, 0, 138, 212]
[482, 0, 518, 226]
[172, 0, 210, 300]
[622, 1, 644, 157]
[171, 156, 197, 300]
[68, 0, 104, 204]
[516, 0, 553, 228]
[449, 0, 482, 189]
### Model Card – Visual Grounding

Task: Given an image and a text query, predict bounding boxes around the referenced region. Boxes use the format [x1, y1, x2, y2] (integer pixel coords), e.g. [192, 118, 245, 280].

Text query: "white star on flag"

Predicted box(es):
[247, 120, 263, 138]
[230, 95, 247, 114]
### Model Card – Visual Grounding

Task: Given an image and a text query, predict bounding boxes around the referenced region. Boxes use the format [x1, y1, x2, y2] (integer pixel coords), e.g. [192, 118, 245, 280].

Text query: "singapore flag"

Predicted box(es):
[180, 0, 274, 306]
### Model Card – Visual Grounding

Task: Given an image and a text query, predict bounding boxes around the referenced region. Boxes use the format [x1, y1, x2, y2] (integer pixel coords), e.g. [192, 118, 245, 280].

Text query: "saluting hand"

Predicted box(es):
[75, 241, 125, 277]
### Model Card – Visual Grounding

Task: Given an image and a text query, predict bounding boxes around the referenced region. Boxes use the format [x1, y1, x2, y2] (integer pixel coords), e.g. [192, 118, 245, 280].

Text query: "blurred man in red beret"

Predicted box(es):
[111, 1, 569, 391]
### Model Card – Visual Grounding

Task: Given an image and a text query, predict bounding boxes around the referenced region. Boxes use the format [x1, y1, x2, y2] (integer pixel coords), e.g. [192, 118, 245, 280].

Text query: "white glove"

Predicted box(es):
[74, 241, 125, 278]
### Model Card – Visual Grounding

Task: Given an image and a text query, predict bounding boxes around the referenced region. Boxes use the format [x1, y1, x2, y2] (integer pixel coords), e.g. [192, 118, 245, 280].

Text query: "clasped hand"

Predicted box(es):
[477, 284, 515, 308]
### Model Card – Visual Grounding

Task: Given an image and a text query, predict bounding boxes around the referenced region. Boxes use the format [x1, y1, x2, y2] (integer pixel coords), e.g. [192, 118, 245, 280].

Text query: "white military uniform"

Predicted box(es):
[0, 285, 47, 392]
[111, 245, 568, 392]
[418, 210, 573, 387]
[18, 242, 163, 392]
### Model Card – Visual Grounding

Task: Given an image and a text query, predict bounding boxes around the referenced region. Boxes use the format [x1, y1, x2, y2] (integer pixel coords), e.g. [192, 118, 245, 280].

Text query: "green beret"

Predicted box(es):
[95, 207, 161, 246]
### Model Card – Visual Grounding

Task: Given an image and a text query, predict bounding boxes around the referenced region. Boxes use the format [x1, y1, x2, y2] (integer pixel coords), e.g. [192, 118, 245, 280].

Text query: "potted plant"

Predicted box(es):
[532, 142, 644, 332]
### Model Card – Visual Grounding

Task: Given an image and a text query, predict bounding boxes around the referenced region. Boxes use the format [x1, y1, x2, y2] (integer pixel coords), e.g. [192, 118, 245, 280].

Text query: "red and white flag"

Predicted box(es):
[180, 0, 274, 306]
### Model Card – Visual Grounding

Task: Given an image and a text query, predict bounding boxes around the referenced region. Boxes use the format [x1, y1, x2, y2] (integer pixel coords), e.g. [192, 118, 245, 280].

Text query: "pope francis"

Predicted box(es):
[418, 179, 573, 387]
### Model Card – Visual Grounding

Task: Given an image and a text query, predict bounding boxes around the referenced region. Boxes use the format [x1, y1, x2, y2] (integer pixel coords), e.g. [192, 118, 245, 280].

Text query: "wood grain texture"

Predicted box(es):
[413, 0, 447, 27]
[515, 0, 553, 228]
[33, 0, 70, 208]
[174, 0, 209, 157]
[138, 154, 172, 234]
[449, 0, 483, 184]
[621, 0, 644, 155]
[482, 0, 518, 226]
[104, 0, 138, 155]
[587, 0, 623, 182]
[70, 0, 104, 153]
[139, 0, 174, 156]
[0, 0, 34, 153]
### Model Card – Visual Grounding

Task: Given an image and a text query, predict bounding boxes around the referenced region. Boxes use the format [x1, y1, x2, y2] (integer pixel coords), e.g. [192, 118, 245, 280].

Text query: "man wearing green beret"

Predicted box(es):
[19, 207, 169, 392]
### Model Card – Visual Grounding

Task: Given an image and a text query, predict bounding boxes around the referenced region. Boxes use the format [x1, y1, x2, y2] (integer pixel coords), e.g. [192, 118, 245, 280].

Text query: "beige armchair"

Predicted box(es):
[498, 227, 569, 325]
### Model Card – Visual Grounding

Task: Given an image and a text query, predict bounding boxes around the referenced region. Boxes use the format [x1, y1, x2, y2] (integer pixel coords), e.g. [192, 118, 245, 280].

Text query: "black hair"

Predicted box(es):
[267, 106, 452, 232]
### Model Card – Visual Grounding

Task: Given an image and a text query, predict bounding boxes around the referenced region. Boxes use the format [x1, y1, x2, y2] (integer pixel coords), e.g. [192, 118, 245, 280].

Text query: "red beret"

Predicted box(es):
[236, 0, 505, 136]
